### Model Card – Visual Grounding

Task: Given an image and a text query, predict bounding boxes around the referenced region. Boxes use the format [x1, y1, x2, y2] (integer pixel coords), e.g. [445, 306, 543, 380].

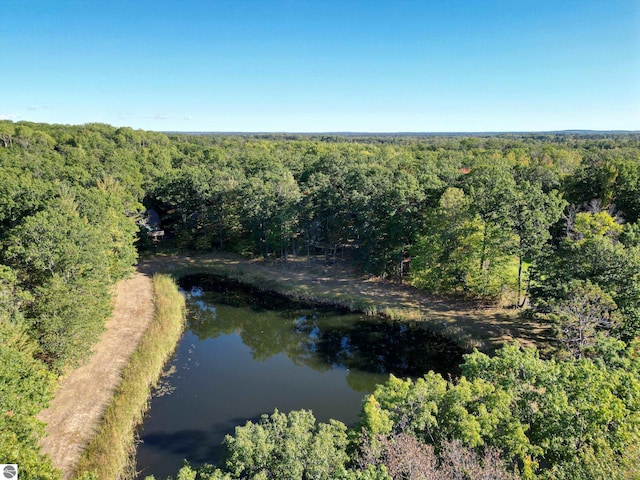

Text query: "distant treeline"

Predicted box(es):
[1, 120, 640, 479]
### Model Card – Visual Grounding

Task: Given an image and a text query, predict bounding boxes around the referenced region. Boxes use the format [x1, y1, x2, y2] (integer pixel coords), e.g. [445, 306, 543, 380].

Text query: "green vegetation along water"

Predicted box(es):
[135, 274, 463, 478]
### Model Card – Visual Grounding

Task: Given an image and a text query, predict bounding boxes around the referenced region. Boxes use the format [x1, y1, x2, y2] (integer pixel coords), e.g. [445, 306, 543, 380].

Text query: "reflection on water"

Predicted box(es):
[135, 274, 463, 479]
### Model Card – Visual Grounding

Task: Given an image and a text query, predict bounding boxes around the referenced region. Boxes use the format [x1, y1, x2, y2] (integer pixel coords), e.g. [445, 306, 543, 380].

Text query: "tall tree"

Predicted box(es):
[549, 281, 617, 359]
[3, 197, 112, 368]
[77, 176, 141, 281]
[531, 216, 640, 341]
[464, 161, 519, 300]
[511, 182, 566, 306]
[240, 168, 301, 259]
[410, 187, 484, 295]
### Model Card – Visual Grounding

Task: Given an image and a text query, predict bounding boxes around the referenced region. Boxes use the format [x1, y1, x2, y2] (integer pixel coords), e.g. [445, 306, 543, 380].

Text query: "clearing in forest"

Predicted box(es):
[139, 252, 551, 352]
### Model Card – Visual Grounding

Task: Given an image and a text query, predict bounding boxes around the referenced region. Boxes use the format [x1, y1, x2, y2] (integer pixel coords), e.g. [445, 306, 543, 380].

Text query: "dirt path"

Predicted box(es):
[139, 252, 552, 352]
[38, 272, 154, 479]
[37, 253, 550, 478]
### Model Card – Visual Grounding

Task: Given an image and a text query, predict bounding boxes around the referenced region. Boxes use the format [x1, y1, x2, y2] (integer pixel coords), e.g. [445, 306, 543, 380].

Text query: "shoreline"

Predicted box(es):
[41, 251, 550, 479]
[138, 252, 552, 353]
[72, 274, 185, 480]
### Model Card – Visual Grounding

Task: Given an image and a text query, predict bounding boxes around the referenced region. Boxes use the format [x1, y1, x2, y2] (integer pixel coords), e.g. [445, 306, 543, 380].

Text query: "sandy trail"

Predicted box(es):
[38, 272, 154, 479]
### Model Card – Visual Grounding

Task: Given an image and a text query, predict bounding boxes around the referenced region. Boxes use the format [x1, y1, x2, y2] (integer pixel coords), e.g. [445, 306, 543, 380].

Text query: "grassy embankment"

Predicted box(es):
[72, 274, 185, 480]
[140, 252, 539, 353]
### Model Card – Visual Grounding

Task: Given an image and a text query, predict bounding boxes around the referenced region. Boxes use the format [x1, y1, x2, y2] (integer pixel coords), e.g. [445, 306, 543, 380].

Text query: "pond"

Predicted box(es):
[135, 274, 464, 479]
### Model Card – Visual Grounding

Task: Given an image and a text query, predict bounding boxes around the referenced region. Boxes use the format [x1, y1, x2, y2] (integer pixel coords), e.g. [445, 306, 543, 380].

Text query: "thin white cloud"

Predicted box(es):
[0, 114, 20, 120]
[27, 105, 46, 111]
[144, 113, 170, 120]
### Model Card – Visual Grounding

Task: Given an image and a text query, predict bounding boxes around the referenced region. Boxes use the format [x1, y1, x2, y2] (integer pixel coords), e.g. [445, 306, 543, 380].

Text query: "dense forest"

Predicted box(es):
[1, 120, 640, 479]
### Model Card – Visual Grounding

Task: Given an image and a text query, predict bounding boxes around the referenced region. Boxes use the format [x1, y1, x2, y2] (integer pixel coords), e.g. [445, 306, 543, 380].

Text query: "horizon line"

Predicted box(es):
[161, 129, 640, 136]
[3, 119, 639, 136]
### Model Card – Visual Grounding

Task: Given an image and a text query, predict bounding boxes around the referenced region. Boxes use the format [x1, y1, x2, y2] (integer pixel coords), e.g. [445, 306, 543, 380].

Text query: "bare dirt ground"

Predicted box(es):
[38, 272, 154, 479]
[139, 252, 552, 352]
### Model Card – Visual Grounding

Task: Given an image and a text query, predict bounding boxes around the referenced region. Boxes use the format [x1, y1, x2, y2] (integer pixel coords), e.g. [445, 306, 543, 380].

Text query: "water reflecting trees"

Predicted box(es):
[181, 275, 463, 384]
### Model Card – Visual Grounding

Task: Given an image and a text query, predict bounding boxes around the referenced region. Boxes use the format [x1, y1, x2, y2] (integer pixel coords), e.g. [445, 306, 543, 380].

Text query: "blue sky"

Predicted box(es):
[2, 0, 639, 132]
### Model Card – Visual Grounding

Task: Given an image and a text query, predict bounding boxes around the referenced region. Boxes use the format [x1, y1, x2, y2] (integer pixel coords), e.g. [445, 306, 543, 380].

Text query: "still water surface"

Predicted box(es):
[135, 274, 463, 478]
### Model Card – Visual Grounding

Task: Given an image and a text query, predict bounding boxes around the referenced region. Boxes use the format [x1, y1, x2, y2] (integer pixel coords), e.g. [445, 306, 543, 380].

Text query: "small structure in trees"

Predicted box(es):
[138, 209, 165, 242]
[148, 229, 165, 242]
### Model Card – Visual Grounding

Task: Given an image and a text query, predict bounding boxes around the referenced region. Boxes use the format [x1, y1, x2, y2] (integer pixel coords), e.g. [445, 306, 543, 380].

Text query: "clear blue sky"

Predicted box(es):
[2, 0, 639, 132]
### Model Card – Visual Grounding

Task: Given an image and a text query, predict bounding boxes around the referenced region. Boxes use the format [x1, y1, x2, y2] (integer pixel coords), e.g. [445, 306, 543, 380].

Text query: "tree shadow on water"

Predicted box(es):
[141, 429, 210, 461]
[140, 415, 264, 467]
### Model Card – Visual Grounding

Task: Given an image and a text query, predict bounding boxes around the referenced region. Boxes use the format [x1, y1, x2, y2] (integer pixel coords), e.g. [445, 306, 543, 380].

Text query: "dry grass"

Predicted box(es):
[72, 275, 185, 480]
[139, 252, 553, 353]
